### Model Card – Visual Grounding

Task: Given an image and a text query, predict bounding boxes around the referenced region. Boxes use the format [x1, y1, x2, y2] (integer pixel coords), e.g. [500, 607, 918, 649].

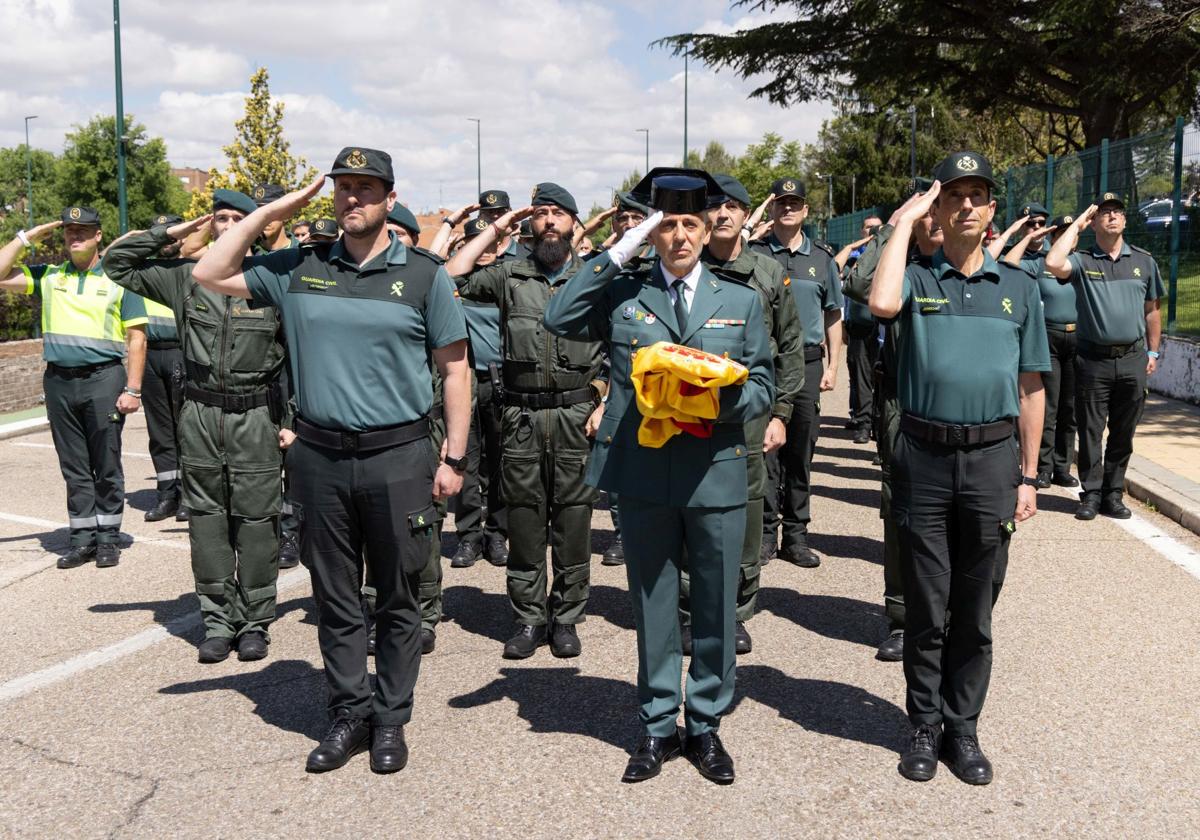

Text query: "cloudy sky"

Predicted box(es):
[1, 0, 832, 213]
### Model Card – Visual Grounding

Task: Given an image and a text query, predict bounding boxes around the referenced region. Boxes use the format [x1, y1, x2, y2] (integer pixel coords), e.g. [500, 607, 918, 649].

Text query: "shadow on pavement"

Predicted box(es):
[448, 666, 639, 751]
[0, 528, 69, 553]
[1036, 492, 1081, 516]
[814, 443, 874, 462]
[810, 484, 878, 509]
[586, 583, 635, 631]
[158, 658, 327, 740]
[806, 532, 884, 565]
[590, 527, 617, 556]
[818, 462, 882, 483]
[732, 664, 907, 751]
[124, 488, 158, 513]
[442, 585, 512, 643]
[275, 593, 318, 627]
[89, 592, 200, 640]
[757, 587, 887, 648]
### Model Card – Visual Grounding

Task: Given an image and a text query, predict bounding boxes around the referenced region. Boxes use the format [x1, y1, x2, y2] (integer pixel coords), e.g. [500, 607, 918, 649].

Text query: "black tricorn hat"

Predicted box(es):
[630, 167, 723, 215]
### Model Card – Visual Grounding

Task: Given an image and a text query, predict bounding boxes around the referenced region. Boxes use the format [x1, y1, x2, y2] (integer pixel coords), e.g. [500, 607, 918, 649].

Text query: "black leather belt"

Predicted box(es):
[1078, 339, 1142, 359]
[46, 359, 121, 379]
[900, 413, 1015, 447]
[185, 383, 269, 412]
[504, 387, 594, 409]
[803, 345, 824, 362]
[1046, 322, 1076, 333]
[148, 340, 181, 350]
[296, 415, 430, 453]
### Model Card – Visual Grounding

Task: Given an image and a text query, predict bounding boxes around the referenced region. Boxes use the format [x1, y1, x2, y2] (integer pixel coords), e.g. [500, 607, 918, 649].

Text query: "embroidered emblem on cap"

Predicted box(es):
[1064, 216, 1074, 224]
[956, 155, 979, 172]
[485, 193, 498, 205]
[1104, 192, 1117, 201]
[782, 180, 796, 192]
[156, 216, 167, 224]
[254, 186, 266, 199]
[69, 207, 81, 221]
[346, 149, 368, 168]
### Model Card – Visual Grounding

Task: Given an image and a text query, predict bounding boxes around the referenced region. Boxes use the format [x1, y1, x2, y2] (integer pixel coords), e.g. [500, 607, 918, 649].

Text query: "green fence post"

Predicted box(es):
[1099, 138, 1109, 195]
[1045, 154, 1055, 217]
[1168, 116, 1184, 333]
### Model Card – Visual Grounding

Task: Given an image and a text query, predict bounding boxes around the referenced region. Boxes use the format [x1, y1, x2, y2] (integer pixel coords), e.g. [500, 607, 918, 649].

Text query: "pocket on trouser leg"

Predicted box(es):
[500, 450, 545, 506]
[402, 503, 440, 575]
[992, 519, 1014, 606]
[181, 459, 226, 513]
[551, 558, 591, 624]
[228, 465, 283, 519]
[552, 452, 597, 506]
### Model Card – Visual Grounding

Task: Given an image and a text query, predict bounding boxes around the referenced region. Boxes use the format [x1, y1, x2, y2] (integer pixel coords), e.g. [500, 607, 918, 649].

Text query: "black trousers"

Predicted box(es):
[846, 323, 879, 430]
[44, 363, 126, 547]
[142, 345, 184, 495]
[289, 435, 438, 725]
[892, 431, 1018, 738]
[454, 374, 507, 546]
[1038, 328, 1077, 479]
[764, 354, 823, 548]
[1075, 347, 1146, 498]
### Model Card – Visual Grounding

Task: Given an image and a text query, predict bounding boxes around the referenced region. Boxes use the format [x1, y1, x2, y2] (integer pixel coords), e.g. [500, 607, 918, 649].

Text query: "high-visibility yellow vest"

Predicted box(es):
[140, 296, 178, 343]
[22, 262, 148, 367]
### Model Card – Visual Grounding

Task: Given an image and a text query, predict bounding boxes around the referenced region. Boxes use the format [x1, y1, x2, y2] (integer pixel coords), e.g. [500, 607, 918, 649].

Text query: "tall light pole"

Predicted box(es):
[636, 128, 649, 175]
[850, 174, 856, 214]
[682, 49, 689, 166]
[908, 105, 917, 182]
[24, 115, 37, 228]
[467, 118, 481, 197]
[113, 0, 129, 233]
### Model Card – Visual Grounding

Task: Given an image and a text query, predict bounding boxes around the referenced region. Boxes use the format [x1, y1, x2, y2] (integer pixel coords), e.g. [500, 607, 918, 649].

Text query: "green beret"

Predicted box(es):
[328, 146, 394, 184]
[713, 174, 751, 208]
[530, 182, 578, 216]
[61, 206, 101, 226]
[212, 189, 257, 216]
[387, 204, 421, 237]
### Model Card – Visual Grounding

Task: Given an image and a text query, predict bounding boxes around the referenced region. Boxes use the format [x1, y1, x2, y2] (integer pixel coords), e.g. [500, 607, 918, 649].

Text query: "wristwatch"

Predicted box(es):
[1020, 475, 1040, 487]
[443, 453, 468, 472]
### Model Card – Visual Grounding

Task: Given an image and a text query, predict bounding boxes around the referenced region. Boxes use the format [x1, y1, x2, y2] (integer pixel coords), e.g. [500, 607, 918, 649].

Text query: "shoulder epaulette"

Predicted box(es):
[411, 246, 446, 265]
[1128, 243, 1153, 257]
[813, 240, 836, 258]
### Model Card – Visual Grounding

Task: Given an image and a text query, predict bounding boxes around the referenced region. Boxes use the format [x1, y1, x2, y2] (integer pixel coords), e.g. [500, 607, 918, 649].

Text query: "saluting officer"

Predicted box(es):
[750, 177, 843, 568]
[0, 208, 147, 568]
[545, 168, 773, 785]
[446, 184, 606, 661]
[253, 185, 298, 252]
[870, 152, 1049, 786]
[678, 173, 804, 656]
[1045, 193, 1165, 520]
[192, 148, 470, 776]
[104, 189, 290, 663]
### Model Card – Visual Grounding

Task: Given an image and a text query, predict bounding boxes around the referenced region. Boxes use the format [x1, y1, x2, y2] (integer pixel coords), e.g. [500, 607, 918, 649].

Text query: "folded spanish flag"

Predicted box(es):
[630, 342, 748, 448]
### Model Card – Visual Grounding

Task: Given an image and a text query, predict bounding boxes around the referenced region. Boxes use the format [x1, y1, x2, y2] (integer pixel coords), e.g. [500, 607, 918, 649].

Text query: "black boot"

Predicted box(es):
[57, 545, 96, 570]
[503, 624, 547, 659]
[144, 493, 180, 522]
[278, 533, 300, 569]
[602, 538, 624, 566]
[549, 623, 581, 658]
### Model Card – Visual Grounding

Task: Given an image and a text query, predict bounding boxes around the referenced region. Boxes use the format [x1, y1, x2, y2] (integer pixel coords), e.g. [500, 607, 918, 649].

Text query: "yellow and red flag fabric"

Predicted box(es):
[630, 341, 748, 448]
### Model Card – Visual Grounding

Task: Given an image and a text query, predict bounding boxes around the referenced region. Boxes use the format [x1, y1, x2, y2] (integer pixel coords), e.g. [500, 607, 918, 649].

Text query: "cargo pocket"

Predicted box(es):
[229, 322, 281, 372]
[500, 450, 544, 506]
[182, 309, 220, 369]
[402, 503, 440, 574]
[180, 459, 225, 513]
[553, 452, 597, 506]
[229, 464, 283, 519]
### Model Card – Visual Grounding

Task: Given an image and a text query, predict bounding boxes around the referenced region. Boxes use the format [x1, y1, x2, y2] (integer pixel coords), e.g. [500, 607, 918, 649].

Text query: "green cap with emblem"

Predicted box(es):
[530, 182, 578, 216]
[932, 151, 996, 188]
[1019, 201, 1049, 219]
[252, 184, 286, 206]
[770, 177, 806, 199]
[61, 206, 101, 226]
[713, 174, 752, 208]
[387, 204, 421, 238]
[152, 213, 183, 227]
[1049, 213, 1074, 229]
[308, 218, 340, 240]
[213, 189, 257, 216]
[478, 189, 510, 211]
[463, 216, 492, 240]
[327, 146, 394, 184]
[1095, 191, 1126, 210]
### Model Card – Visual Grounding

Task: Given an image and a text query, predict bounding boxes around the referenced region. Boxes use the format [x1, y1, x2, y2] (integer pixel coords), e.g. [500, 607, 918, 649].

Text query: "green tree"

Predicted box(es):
[0, 146, 64, 242]
[55, 115, 189, 240]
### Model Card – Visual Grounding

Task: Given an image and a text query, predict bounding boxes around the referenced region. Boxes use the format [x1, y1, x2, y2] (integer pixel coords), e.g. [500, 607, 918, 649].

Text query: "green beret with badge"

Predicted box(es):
[61, 205, 101, 226]
[252, 184, 286, 206]
[387, 204, 421, 239]
[213, 188, 258, 216]
[529, 182, 578, 217]
[463, 216, 492, 240]
[308, 218, 340, 240]
[478, 189, 510, 211]
[327, 146, 394, 185]
[931, 151, 996, 188]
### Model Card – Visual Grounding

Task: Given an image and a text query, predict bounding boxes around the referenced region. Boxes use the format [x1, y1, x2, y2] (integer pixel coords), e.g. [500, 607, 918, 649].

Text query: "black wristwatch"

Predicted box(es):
[1020, 475, 1040, 487]
[443, 453, 468, 472]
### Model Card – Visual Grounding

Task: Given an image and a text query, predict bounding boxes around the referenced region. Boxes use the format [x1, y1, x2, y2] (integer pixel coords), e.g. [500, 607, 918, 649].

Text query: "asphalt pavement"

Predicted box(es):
[1, 366, 1198, 839]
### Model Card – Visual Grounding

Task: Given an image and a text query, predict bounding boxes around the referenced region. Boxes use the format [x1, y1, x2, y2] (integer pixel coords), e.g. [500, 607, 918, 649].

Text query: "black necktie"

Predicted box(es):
[672, 278, 689, 332]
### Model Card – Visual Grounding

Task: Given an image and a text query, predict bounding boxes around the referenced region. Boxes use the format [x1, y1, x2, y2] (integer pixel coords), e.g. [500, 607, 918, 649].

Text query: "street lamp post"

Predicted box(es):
[636, 128, 649, 175]
[467, 118, 481, 197]
[113, 0, 129, 233]
[682, 49, 689, 166]
[24, 115, 37, 229]
[851, 174, 856, 214]
[908, 105, 917, 182]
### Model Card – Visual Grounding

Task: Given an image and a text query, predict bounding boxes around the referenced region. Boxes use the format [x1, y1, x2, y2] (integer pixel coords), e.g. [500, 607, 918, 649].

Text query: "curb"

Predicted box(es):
[1124, 454, 1200, 537]
[0, 416, 49, 442]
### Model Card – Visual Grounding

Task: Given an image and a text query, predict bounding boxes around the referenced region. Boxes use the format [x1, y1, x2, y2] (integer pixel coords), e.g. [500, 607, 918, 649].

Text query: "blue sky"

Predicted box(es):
[1, 0, 832, 213]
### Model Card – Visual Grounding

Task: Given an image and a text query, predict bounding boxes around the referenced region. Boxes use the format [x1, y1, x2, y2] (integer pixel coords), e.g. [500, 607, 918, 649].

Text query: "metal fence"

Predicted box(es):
[825, 118, 1200, 336]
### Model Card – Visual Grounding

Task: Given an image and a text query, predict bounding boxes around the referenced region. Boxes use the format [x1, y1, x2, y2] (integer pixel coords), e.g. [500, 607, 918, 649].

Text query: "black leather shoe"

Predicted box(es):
[852, 426, 871, 444]
[680, 624, 693, 656]
[485, 535, 508, 566]
[57, 545, 96, 570]
[1035, 472, 1052, 490]
[781, 543, 820, 568]
[277, 534, 299, 569]
[95, 544, 120, 568]
[1051, 472, 1079, 488]
[176, 507, 190, 522]
[621, 731, 682, 783]
[197, 637, 233, 664]
[686, 732, 735, 784]
[876, 631, 904, 662]
[370, 725, 408, 774]
[550, 623, 581, 658]
[734, 621, 752, 655]
[898, 724, 941, 781]
[451, 541, 481, 568]
[420, 627, 436, 655]
[942, 734, 993, 785]
[601, 538, 625, 566]
[503, 624, 547, 659]
[144, 494, 180, 522]
[1101, 494, 1132, 519]
[306, 717, 370, 773]
[237, 631, 269, 662]
[1075, 494, 1100, 521]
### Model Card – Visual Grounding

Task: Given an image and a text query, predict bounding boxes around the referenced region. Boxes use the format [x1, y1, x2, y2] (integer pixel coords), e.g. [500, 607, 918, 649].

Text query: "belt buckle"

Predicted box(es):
[946, 424, 967, 446]
[341, 431, 359, 452]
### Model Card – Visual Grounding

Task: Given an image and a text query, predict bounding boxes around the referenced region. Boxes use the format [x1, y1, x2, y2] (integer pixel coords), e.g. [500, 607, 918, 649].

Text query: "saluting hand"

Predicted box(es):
[447, 204, 481, 226]
[897, 181, 941, 225]
[167, 214, 212, 241]
[22, 220, 62, 244]
[1073, 205, 1098, 231]
[608, 210, 663, 269]
[264, 175, 325, 222]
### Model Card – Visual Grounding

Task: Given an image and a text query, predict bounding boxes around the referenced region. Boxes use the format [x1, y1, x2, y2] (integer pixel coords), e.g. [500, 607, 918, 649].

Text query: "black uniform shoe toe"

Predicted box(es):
[306, 717, 370, 773]
[450, 541, 481, 568]
[420, 627, 436, 655]
[197, 637, 233, 664]
[485, 536, 508, 566]
[621, 731, 682, 783]
[601, 538, 625, 566]
[503, 624, 547, 659]
[686, 732, 735, 784]
[144, 495, 180, 522]
[369, 725, 408, 774]
[898, 724, 941, 782]
[876, 631, 904, 662]
[781, 543, 820, 568]
[852, 426, 871, 444]
[175, 507, 190, 522]
[1051, 472, 1079, 487]
[1035, 472, 1052, 490]
[57, 545, 96, 569]
[1101, 495, 1132, 519]
[237, 631, 269, 662]
[95, 544, 120, 568]
[550, 623, 581, 658]
[1075, 495, 1100, 521]
[943, 735, 993, 785]
[277, 534, 300, 569]
[734, 621, 752, 655]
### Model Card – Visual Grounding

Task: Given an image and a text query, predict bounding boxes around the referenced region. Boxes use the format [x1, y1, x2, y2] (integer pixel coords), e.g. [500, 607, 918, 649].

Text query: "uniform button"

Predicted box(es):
[965, 293, 972, 298]
[735, 447, 742, 455]
[631, 338, 638, 345]
[605, 435, 612, 443]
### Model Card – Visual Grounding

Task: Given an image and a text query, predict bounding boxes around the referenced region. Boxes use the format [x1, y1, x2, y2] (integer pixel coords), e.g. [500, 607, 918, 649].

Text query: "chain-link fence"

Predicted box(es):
[826, 207, 885, 249]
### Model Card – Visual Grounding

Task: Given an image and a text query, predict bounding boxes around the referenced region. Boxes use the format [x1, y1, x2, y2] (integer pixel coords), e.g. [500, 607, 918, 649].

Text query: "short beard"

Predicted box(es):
[343, 215, 384, 240]
[533, 233, 571, 268]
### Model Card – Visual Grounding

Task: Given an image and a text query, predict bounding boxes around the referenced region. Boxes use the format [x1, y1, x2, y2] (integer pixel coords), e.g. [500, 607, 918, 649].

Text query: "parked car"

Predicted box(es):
[1140, 198, 1191, 232]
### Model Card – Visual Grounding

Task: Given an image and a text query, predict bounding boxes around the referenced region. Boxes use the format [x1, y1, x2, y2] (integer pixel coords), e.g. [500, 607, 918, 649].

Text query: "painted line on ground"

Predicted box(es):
[8, 441, 152, 460]
[0, 569, 310, 703]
